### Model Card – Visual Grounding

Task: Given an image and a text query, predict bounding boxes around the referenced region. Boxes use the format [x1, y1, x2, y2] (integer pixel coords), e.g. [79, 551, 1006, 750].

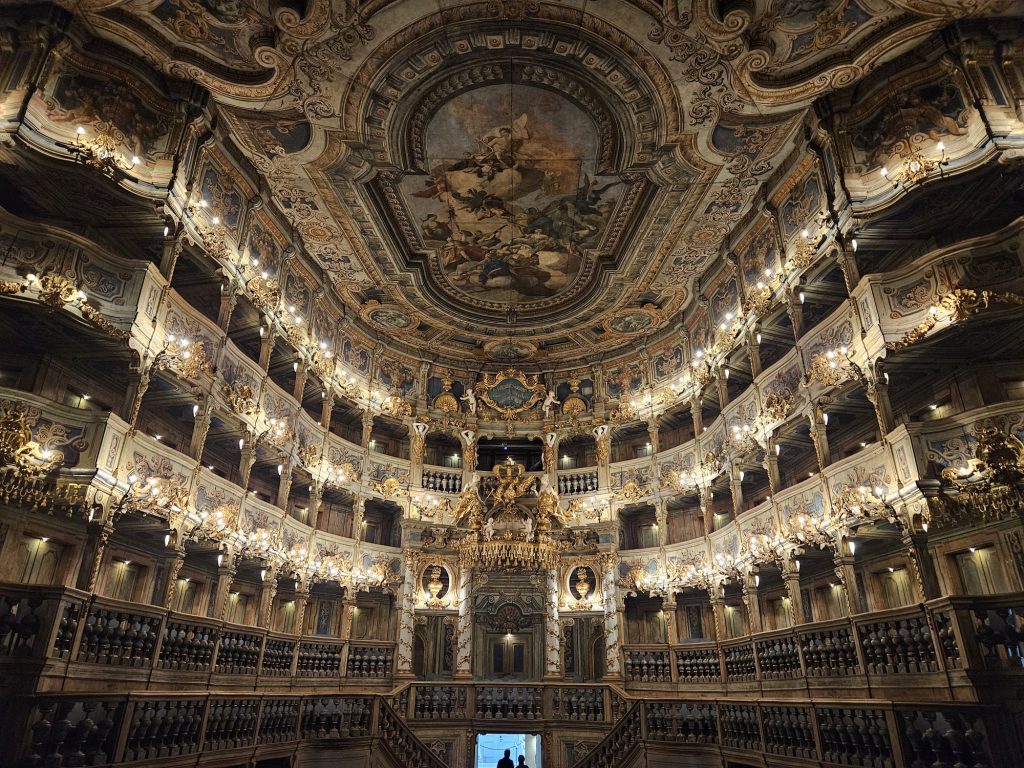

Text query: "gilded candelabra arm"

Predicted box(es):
[0, 401, 64, 476]
[886, 289, 1024, 353]
[804, 344, 871, 390]
[110, 469, 190, 522]
[54, 127, 143, 178]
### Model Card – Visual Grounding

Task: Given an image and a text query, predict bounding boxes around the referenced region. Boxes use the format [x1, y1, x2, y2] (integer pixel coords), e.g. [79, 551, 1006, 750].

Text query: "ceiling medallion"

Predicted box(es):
[473, 368, 548, 422]
[483, 338, 538, 362]
[361, 300, 414, 331]
[604, 304, 663, 336]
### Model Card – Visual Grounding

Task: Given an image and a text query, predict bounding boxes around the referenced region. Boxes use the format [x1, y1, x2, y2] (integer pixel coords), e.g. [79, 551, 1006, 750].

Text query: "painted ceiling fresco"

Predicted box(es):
[402, 84, 620, 308]
[60, 0, 1019, 367]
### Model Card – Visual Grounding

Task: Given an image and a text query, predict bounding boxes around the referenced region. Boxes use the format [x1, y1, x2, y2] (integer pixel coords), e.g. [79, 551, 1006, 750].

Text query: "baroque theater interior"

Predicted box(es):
[2, 0, 1024, 766]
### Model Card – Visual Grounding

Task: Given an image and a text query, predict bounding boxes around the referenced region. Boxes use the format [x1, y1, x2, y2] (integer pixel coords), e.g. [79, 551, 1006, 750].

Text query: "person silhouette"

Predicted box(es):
[517, 756, 530, 768]
[497, 749, 514, 768]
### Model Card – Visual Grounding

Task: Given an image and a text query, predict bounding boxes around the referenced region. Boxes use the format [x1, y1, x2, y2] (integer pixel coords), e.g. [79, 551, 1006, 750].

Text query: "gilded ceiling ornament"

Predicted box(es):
[19, 273, 129, 340]
[619, 559, 668, 598]
[185, 502, 239, 543]
[803, 346, 865, 389]
[760, 389, 797, 423]
[297, 443, 322, 467]
[473, 368, 547, 422]
[155, 331, 213, 381]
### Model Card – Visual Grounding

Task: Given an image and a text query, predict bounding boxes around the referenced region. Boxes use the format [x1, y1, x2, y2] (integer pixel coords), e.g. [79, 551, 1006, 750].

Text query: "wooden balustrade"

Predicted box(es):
[623, 647, 673, 682]
[0, 586, 398, 692]
[0, 686, 1012, 768]
[421, 468, 462, 494]
[571, 699, 1002, 768]
[0, 693, 443, 767]
[5, 583, 1024, 708]
[557, 470, 598, 496]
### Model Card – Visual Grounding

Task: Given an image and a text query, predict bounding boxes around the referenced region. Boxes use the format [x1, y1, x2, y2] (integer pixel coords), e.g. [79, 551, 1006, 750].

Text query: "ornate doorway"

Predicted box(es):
[473, 582, 546, 679]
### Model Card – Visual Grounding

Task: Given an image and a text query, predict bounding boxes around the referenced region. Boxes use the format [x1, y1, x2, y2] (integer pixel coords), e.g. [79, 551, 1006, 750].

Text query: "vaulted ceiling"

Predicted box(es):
[21, 0, 1020, 366]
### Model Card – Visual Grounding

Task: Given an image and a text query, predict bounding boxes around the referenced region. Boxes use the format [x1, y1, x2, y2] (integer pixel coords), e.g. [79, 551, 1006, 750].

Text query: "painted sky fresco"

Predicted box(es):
[400, 84, 622, 305]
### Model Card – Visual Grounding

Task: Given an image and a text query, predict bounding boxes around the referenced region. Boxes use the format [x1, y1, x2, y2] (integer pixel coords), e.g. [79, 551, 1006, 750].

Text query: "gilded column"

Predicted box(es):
[663, 597, 679, 645]
[275, 460, 293, 510]
[808, 405, 830, 470]
[741, 571, 763, 633]
[212, 553, 238, 620]
[258, 327, 275, 372]
[601, 555, 622, 680]
[543, 431, 559, 489]
[258, 565, 278, 628]
[292, 360, 307, 402]
[747, 332, 763, 378]
[833, 548, 864, 615]
[544, 567, 561, 679]
[410, 421, 428, 490]
[594, 424, 610, 491]
[902, 531, 942, 601]
[188, 396, 213, 461]
[77, 520, 113, 592]
[454, 566, 474, 678]
[395, 553, 417, 678]
[293, 580, 310, 635]
[162, 546, 187, 609]
[459, 429, 477, 487]
[690, 398, 703, 436]
[216, 284, 237, 333]
[782, 557, 806, 625]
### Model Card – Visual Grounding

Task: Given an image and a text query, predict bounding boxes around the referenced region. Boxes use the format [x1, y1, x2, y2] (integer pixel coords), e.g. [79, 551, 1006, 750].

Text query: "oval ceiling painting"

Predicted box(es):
[401, 84, 622, 307]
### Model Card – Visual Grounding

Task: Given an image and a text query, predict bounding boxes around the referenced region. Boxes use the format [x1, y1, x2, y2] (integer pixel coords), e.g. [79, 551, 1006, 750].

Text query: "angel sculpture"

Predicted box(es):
[460, 389, 477, 414]
[542, 389, 560, 416]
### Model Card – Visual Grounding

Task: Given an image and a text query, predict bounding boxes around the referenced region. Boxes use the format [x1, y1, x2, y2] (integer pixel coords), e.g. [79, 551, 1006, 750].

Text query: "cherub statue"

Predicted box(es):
[542, 389, 560, 416]
[523, 516, 534, 540]
[483, 518, 495, 541]
[536, 476, 564, 530]
[460, 389, 477, 414]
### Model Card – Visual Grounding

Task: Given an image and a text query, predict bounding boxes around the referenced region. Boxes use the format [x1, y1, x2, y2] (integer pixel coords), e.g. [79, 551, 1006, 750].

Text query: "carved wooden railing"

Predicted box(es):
[621, 592, 1024, 695]
[0, 584, 395, 692]
[571, 698, 1005, 768]
[557, 469, 599, 496]
[0, 693, 442, 768]
[6, 582, 1024, 699]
